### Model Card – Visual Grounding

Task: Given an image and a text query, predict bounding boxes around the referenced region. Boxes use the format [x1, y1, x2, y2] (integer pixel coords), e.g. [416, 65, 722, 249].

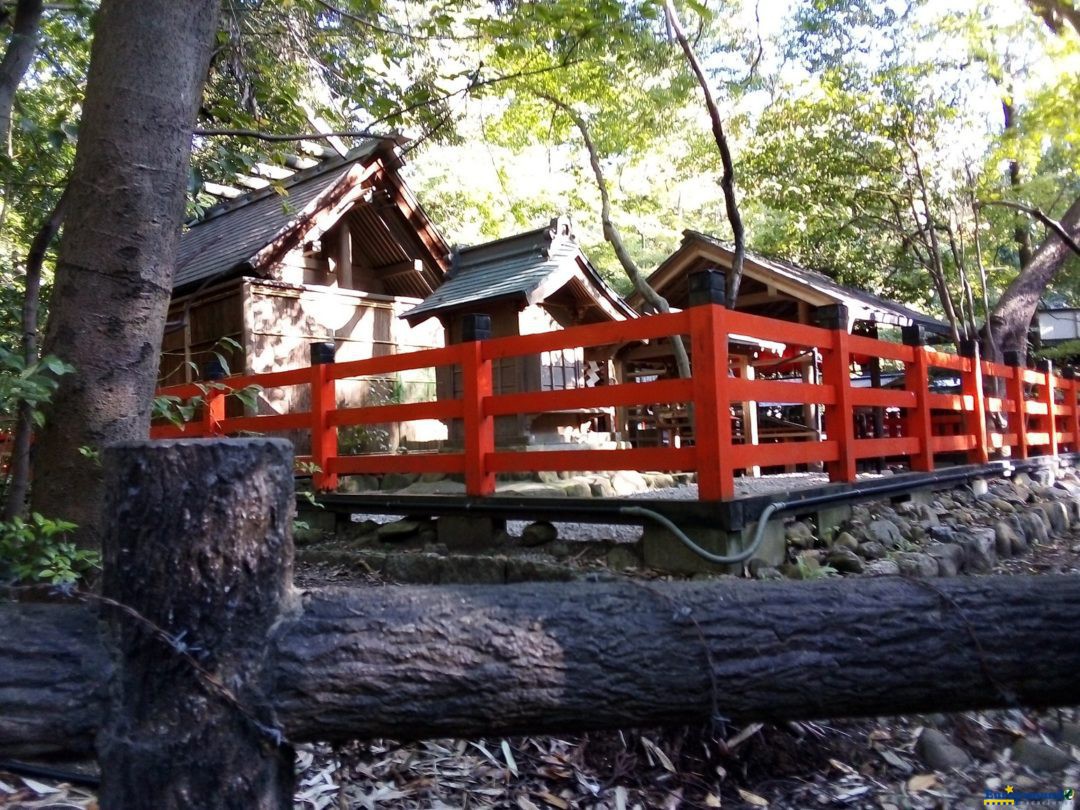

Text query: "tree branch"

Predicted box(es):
[664, 0, 745, 309]
[540, 93, 690, 379]
[0, 0, 43, 145]
[977, 199, 1080, 260]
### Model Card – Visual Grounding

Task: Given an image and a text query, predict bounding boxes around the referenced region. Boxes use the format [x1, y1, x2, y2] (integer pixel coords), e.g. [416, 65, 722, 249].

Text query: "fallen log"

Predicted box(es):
[1, 439, 1077, 804]
[2, 572, 1079, 759]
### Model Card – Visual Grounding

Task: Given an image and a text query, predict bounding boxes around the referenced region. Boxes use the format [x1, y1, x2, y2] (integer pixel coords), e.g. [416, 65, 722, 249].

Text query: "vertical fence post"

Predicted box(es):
[1036, 358, 1058, 457]
[310, 341, 338, 491]
[815, 305, 857, 482]
[902, 325, 934, 473]
[461, 314, 495, 496]
[688, 279, 733, 500]
[1064, 368, 1079, 453]
[958, 339, 989, 465]
[1005, 350, 1029, 460]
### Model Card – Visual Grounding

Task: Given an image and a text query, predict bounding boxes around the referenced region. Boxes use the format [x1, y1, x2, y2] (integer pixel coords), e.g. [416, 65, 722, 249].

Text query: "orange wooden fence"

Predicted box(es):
[151, 301, 1080, 501]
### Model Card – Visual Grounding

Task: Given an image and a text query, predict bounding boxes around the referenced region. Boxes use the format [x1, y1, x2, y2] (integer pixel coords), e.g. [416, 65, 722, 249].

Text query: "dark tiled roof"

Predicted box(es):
[174, 141, 382, 290]
[681, 230, 950, 334]
[403, 221, 634, 322]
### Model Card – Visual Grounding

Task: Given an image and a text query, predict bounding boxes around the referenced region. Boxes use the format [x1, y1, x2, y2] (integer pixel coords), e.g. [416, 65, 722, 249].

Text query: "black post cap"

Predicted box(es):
[812, 304, 849, 331]
[957, 338, 979, 359]
[901, 324, 927, 347]
[310, 341, 336, 365]
[202, 357, 228, 381]
[687, 269, 726, 307]
[1034, 358, 1052, 374]
[1003, 350, 1025, 368]
[461, 313, 492, 342]
[1062, 367, 1076, 380]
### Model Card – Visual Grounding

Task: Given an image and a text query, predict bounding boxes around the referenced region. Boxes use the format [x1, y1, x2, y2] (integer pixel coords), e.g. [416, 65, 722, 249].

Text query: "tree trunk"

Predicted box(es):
[30, 0, 220, 549]
[0, 0, 43, 144]
[2, 573, 1079, 760]
[988, 194, 1080, 358]
[2, 189, 67, 522]
[98, 438, 295, 809]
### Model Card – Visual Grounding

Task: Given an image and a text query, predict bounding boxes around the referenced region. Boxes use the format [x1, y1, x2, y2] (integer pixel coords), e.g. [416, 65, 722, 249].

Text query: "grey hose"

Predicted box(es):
[620, 501, 787, 565]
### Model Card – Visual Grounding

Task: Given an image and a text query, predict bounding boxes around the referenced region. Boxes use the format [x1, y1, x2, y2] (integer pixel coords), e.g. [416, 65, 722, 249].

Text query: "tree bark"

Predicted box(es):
[30, 0, 221, 549]
[989, 194, 1080, 357]
[0, 0, 43, 145]
[2, 573, 1079, 759]
[98, 438, 295, 809]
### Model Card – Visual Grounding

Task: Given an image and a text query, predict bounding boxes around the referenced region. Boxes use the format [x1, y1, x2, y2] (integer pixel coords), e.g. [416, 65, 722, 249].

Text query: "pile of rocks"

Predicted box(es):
[337, 469, 695, 498]
[773, 469, 1080, 580]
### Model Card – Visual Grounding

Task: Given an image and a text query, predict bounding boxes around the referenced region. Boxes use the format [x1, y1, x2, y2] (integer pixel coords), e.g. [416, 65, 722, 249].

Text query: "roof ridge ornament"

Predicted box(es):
[548, 215, 575, 243]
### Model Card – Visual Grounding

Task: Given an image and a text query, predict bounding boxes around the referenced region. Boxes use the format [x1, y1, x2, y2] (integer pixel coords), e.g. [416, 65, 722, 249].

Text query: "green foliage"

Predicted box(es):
[0, 348, 74, 426]
[0, 512, 98, 585]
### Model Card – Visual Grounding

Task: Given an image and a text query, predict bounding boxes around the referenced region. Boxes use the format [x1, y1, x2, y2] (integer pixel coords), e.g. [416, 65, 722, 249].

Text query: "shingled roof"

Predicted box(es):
[635, 230, 951, 335]
[174, 141, 436, 293]
[402, 217, 635, 324]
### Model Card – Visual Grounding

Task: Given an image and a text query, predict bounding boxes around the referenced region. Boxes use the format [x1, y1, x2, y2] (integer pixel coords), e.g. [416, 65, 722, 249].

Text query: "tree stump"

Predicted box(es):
[98, 438, 295, 810]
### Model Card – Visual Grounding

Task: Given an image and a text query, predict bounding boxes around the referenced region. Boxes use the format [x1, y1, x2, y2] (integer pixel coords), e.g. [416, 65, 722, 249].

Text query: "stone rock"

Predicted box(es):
[832, 531, 859, 551]
[895, 500, 921, 518]
[521, 521, 558, 547]
[536, 470, 562, 484]
[928, 525, 958, 543]
[858, 540, 887, 560]
[989, 498, 1015, 513]
[376, 519, 425, 542]
[419, 472, 448, 483]
[993, 521, 1023, 557]
[895, 552, 939, 577]
[826, 547, 865, 574]
[646, 472, 676, 490]
[746, 557, 783, 580]
[925, 543, 965, 577]
[383, 552, 442, 583]
[610, 470, 648, 496]
[958, 531, 997, 574]
[865, 560, 900, 576]
[338, 475, 380, 493]
[502, 483, 567, 498]
[544, 541, 571, 559]
[1057, 722, 1080, 749]
[606, 544, 641, 571]
[559, 480, 593, 498]
[1017, 510, 1050, 545]
[785, 521, 816, 549]
[589, 479, 616, 498]
[1039, 501, 1070, 534]
[399, 479, 467, 495]
[440, 554, 506, 585]
[916, 728, 972, 771]
[1011, 738, 1073, 771]
[380, 472, 419, 491]
[505, 558, 575, 583]
[866, 519, 904, 548]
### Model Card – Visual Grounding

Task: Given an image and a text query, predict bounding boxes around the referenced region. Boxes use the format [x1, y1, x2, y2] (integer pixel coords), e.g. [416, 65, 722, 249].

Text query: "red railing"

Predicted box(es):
[151, 302, 1080, 501]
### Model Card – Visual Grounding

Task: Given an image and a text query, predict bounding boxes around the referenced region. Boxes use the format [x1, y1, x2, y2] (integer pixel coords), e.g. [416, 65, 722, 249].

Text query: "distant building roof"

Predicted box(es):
[402, 217, 636, 324]
[635, 230, 951, 335]
[174, 140, 450, 294]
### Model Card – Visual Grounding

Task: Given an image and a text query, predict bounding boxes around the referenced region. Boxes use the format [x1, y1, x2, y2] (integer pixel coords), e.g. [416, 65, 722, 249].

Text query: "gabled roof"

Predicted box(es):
[635, 230, 951, 335]
[401, 217, 636, 324]
[174, 140, 450, 293]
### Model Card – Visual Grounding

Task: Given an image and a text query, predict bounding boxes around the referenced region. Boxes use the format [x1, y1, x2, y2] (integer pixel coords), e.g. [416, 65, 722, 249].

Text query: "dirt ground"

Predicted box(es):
[2, 480, 1079, 810]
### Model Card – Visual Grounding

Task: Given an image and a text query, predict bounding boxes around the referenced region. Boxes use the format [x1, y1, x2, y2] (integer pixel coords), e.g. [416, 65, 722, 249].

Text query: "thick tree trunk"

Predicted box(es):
[30, 0, 220, 548]
[988, 194, 1080, 358]
[98, 438, 295, 809]
[2, 573, 1078, 759]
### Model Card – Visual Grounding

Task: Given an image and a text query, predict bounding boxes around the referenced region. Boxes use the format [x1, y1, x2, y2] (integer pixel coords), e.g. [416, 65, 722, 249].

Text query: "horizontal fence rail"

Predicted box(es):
[151, 301, 1080, 501]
